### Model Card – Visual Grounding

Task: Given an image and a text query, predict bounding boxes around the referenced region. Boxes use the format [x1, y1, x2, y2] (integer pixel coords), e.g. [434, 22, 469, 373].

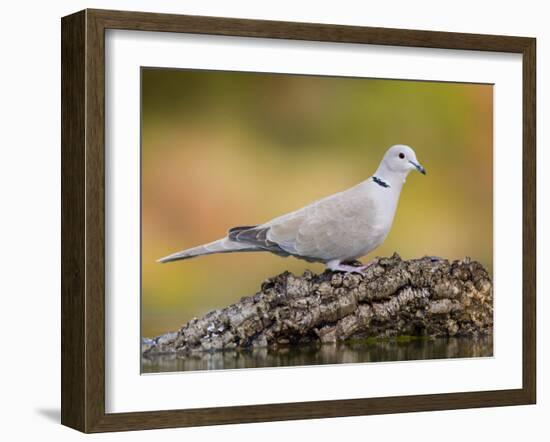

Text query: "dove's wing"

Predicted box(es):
[231, 184, 383, 262]
[271, 189, 377, 261]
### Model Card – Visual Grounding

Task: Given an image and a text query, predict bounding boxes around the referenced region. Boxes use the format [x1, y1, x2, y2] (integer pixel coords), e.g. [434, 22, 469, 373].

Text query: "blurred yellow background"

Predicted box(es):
[141, 68, 493, 338]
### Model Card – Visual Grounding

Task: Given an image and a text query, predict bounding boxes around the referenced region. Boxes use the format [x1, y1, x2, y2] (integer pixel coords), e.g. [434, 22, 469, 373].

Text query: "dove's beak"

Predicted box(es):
[410, 160, 426, 175]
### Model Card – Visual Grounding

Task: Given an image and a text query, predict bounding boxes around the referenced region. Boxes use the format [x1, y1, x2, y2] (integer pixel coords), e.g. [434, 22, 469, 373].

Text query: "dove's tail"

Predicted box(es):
[157, 237, 259, 263]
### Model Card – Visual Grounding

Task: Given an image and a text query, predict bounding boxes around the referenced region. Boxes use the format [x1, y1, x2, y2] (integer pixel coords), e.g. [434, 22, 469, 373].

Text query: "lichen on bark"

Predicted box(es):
[142, 254, 493, 357]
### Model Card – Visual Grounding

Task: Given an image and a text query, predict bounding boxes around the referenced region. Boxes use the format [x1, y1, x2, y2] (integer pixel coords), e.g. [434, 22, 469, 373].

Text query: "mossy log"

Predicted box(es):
[142, 254, 493, 357]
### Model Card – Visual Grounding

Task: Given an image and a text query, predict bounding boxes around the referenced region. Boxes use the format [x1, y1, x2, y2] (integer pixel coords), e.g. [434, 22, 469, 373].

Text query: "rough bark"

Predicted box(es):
[142, 254, 493, 357]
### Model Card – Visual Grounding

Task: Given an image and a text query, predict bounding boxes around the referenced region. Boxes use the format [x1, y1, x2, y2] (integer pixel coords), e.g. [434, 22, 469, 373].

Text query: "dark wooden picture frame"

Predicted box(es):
[61, 9, 536, 433]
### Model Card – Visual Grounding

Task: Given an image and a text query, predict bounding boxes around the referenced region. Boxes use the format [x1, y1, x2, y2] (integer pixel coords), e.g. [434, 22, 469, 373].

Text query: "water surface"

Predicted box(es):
[142, 336, 493, 374]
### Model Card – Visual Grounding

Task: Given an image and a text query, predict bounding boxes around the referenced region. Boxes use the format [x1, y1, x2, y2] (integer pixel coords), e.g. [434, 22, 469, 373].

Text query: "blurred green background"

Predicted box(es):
[141, 68, 493, 338]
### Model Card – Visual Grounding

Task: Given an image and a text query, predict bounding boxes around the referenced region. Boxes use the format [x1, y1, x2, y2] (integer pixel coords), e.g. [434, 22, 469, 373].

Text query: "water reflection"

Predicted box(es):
[142, 336, 493, 374]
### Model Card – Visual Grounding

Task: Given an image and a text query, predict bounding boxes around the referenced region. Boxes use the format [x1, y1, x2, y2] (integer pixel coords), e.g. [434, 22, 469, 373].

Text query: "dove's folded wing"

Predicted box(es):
[265, 189, 377, 262]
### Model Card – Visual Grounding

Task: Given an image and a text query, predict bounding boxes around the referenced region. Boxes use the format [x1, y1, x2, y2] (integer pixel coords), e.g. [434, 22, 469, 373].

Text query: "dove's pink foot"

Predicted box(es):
[326, 259, 378, 274]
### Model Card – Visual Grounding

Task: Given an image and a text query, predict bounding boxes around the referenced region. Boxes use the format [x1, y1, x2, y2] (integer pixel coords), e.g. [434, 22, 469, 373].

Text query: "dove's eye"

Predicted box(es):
[398, 153, 405, 159]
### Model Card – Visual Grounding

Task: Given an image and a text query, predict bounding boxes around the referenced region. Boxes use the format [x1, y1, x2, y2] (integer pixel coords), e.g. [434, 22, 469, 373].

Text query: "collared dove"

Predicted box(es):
[158, 144, 426, 273]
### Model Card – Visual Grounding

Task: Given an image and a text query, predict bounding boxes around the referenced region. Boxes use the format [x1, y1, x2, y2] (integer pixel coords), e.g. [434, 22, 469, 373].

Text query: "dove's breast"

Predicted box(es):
[340, 190, 396, 260]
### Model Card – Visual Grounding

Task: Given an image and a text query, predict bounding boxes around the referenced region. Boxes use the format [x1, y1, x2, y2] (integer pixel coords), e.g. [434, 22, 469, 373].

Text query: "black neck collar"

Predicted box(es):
[372, 176, 391, 188]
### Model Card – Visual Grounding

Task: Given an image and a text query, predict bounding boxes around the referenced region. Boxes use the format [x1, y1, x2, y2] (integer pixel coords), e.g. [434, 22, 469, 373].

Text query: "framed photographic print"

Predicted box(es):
[61, 9, 536, 433]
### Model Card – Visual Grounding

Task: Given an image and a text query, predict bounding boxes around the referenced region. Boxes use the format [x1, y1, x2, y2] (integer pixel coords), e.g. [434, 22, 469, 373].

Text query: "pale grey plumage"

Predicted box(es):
[158, 144, 425, 272]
